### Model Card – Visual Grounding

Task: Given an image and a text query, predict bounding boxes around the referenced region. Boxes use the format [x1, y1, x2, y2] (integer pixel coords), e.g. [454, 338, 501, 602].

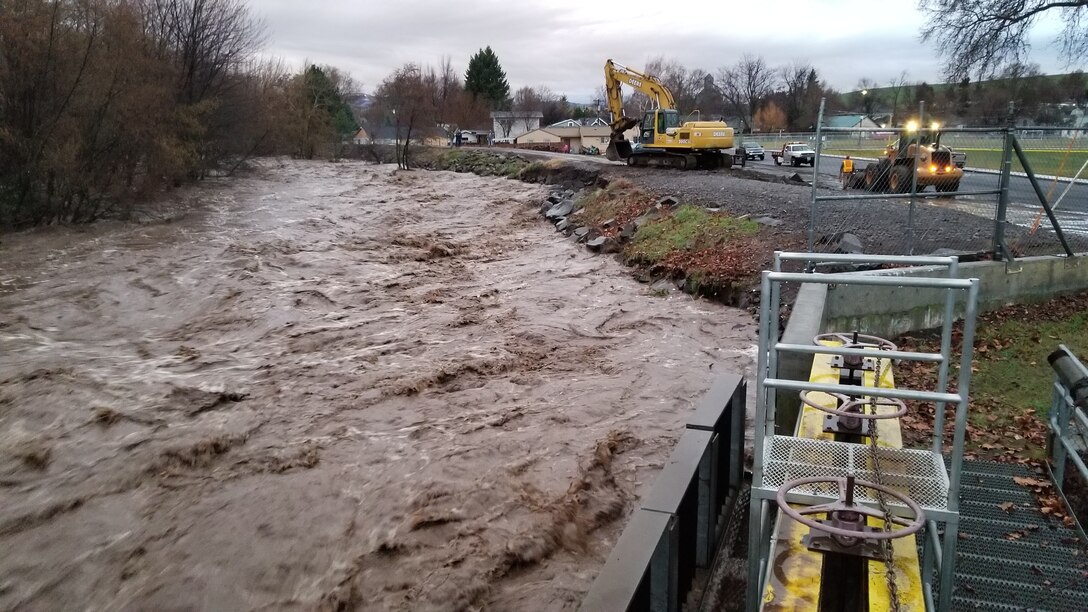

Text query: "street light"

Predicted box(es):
[859, 90, 870, 145]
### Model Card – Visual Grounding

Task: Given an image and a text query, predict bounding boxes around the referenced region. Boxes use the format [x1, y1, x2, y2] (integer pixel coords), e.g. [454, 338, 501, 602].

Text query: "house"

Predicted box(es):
[826, 115, 879, 131]
[352, 128, 370, 145]
[491, 110, 543, 141]
[548, 117, 610, 128]
[515, 124, 638, 153]
[1064, 107, 1088, 138]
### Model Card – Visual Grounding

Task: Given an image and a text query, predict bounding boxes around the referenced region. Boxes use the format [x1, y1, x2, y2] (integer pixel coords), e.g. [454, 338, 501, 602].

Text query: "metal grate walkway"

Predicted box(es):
[953, 460, 1088, 611]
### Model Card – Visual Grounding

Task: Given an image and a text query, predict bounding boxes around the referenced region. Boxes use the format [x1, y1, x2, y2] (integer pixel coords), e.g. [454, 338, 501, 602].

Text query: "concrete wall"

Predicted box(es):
[775, 283, 828, 435]
[773, 254, 1088, 433]
[825, 255, 1088, 338]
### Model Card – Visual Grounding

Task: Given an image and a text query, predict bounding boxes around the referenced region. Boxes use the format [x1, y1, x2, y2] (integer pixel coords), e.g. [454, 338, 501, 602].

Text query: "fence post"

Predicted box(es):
[908, 101, 924, 255]
[994, 104, 1015, 260]
[807, 98, 826, 258]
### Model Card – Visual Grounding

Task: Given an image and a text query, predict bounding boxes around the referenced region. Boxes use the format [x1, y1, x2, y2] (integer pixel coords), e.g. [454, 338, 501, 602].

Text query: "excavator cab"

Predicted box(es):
[605, 109, 682, 161]
[640, 109, 681, 144]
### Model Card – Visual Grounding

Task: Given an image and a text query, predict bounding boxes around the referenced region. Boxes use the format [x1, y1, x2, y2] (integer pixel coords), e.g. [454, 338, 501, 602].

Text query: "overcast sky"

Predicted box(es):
[254, 0, 1072, 101]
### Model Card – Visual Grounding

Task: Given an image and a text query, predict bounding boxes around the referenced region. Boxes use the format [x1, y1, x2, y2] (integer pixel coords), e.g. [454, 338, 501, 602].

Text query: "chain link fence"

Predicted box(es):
[800, 117, 1088, 260]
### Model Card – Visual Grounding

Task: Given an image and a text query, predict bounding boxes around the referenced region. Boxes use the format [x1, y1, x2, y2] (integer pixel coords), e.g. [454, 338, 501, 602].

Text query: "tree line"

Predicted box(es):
[0, 0, 362, 228]
[584, 55, 1088, 134]
[361, 47, 591, 170]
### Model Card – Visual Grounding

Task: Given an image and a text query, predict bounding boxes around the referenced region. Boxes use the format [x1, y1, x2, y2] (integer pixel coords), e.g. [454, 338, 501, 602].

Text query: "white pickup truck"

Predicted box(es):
[771, 142, 816, 167]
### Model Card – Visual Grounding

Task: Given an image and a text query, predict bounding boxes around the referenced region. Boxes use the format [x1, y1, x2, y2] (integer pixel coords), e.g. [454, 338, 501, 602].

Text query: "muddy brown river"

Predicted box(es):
[0, 160, 756, 611]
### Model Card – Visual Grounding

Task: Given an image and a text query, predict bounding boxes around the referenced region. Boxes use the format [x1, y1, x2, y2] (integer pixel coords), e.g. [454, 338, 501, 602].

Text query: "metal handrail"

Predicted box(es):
[775, 252, 957, 265]
[763, 378, 961, 404]
[750, 252, 979, 612]
[775, 343, 945, 363]
[767, 271, 973, 289]
[1047, 344, 1088, 539]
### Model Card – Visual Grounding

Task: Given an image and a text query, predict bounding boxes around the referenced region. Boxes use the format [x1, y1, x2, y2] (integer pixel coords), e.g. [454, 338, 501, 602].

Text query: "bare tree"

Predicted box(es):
[886, 71, 910, 126]
[512, 85, 552, 114]
[920, 0, 1087, 80]
[779, 62, 812, 131]
[642, 56, 704, 111]
[374, 63, 435, 169]
[854, 77, 878, 116]
[717, 55, 777, 131]
[139, 0, 266, 104]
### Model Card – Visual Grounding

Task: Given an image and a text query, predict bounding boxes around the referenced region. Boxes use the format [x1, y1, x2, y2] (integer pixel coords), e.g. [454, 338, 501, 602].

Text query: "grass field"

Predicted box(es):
[896, 292, 1088, 461]
[822, 148, 1087, 178]
[741, 134, 1088, 178]
[813, 135, 1088, 178]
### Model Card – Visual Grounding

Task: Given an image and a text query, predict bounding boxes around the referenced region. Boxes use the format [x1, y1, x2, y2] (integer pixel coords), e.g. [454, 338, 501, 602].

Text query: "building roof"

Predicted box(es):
[825, 114, 877, 128]
[517, 125, 611, 141]
[549, 117, 609, 128]
[516, 128, 560, 141]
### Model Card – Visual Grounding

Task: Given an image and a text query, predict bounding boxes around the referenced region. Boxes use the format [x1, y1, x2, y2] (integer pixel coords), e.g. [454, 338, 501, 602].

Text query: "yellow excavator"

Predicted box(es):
[604, 59, 737, 169]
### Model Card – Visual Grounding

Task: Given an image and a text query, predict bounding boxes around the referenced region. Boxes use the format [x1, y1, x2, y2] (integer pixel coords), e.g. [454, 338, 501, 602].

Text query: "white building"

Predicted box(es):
[491, 110, 543, 141]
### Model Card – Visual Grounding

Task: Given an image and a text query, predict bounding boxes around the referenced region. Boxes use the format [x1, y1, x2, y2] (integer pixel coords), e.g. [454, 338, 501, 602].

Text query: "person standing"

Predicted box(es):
[839, 155, 854, 189]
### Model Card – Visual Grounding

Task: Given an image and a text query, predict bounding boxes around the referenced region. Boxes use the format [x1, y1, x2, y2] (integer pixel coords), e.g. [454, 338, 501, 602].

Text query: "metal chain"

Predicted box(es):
[867, 356, 902, 612]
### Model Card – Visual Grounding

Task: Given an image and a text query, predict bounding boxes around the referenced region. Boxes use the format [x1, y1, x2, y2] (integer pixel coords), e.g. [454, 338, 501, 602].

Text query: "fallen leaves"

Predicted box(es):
[1014, 476, 1050, 489]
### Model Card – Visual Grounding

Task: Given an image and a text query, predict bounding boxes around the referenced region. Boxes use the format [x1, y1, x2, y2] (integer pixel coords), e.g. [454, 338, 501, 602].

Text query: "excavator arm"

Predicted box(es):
[603, 59, 676, 160]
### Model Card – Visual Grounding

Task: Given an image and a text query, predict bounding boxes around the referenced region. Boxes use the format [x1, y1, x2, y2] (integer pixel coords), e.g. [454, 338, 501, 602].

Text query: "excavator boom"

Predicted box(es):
[601, 59, 734, 168]
[604, 60, 676, 160]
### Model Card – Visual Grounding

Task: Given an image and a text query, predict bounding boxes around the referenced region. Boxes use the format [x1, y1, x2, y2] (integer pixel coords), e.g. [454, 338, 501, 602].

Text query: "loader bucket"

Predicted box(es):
[605, 138, 632, 161]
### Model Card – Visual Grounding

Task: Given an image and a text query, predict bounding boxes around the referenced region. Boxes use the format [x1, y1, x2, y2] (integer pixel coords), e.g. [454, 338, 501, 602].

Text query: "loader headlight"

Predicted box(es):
[945, 165, 952, 172]
[930, 165, 937, 173]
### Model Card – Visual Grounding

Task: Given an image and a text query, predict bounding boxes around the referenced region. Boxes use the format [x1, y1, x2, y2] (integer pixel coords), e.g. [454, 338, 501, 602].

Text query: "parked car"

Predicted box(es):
[771, 142, 816, 167]
[742, 141, 766, 161]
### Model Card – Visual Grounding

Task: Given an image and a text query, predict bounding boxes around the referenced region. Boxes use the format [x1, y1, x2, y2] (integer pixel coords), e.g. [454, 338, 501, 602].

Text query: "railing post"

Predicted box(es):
[1051, 375, 1068, 486]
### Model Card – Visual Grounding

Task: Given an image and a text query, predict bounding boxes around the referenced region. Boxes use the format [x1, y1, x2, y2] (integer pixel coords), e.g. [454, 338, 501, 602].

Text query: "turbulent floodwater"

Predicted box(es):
[0, 160, 756, 611]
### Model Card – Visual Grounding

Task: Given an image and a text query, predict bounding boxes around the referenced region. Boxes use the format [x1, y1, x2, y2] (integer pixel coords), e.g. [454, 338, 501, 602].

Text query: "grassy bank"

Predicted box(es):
[896, 292, 1088, 462]
[573, 181, 769, 300]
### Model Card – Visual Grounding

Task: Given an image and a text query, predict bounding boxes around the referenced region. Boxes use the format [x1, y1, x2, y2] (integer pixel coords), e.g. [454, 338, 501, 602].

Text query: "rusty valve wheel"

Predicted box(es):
[813, 332, 898, 352]
[775, 476, 925, 540]
[799, 391, 908, 420]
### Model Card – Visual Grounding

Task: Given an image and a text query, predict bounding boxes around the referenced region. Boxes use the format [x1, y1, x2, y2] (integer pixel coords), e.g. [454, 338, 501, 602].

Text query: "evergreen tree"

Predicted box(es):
[464, 46, 511, 108]
[303, 66, 357, 137]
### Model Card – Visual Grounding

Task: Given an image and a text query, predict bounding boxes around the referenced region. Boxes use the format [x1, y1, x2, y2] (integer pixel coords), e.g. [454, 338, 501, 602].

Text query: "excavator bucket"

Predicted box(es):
[605, 117, 640, 161]
[605, 138, 632, 161]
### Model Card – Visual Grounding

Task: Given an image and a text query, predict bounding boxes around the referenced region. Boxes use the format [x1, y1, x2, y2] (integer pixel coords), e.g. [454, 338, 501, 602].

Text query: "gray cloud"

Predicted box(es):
[254, 0, 1073, 101]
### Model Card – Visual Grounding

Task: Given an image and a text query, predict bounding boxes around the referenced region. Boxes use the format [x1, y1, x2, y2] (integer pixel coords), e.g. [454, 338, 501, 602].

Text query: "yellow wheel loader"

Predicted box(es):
[860, 121, 964, 193]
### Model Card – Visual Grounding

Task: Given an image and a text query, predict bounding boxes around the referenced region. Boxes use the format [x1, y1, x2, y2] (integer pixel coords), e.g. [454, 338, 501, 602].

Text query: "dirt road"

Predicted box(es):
[0, 160, 756, 611]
